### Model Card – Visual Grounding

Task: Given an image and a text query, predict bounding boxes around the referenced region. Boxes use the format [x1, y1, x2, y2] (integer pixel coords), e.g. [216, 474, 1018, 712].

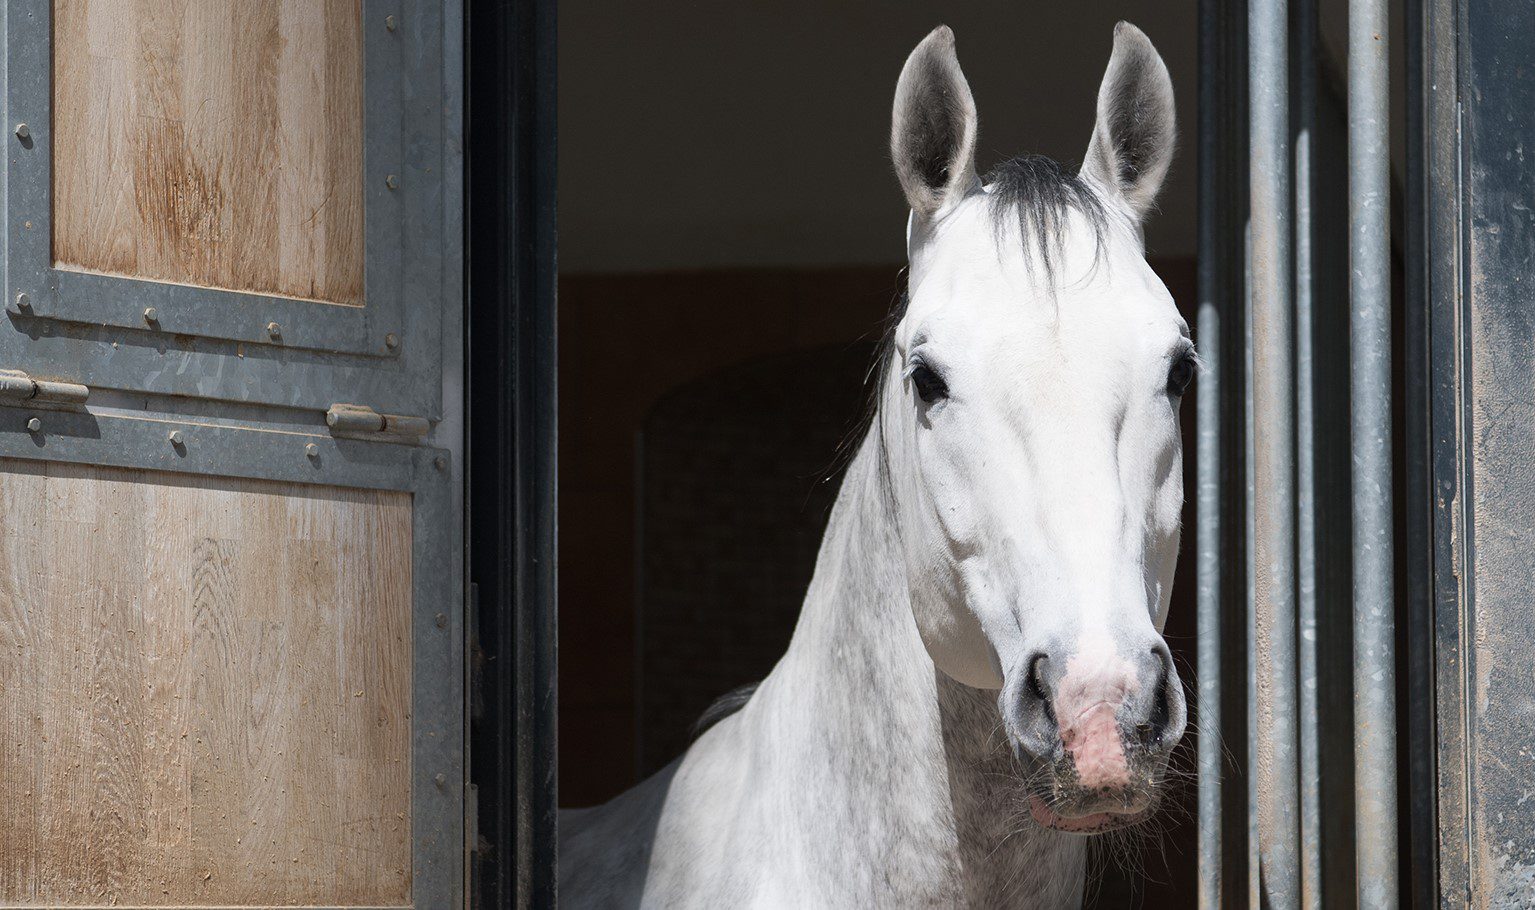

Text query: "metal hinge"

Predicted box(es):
[0, 370, 89, 405]
[326, 403, 430, 440]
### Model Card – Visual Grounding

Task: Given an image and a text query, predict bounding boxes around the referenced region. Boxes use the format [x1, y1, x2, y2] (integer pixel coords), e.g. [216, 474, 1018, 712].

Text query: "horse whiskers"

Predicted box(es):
[981, 819, 1039, 863]
[1179, 715, 1242, 770]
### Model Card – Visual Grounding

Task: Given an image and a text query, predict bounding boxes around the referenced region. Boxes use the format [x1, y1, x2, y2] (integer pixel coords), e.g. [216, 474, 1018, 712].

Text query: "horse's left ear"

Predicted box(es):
[1081, 23, 1176, 222]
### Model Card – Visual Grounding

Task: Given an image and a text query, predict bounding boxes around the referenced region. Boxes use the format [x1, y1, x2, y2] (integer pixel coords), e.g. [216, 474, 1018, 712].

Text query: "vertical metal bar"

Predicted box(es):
[1245, 224, 1260, 910]
[1226, 10, 1253, 903]
[1249, 0, 1300, 903]
[1291, 0, 1321, 905]
[1349, 0, 1399, 899]
[1195, 0, 1223, 901]
[1402, 0, 1444, 903]
[466, 0, 561, 903]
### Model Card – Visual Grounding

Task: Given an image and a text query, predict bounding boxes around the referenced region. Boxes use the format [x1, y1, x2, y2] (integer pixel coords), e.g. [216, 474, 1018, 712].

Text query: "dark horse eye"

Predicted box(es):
[1167, 353, 1196, 398]
[909, 364, 948, 404]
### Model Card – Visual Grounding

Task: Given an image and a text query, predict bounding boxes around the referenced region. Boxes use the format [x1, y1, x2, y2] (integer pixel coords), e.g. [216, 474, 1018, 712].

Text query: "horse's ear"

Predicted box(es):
[891, 26, 980, 220]
[1081, 23, 1176, 222]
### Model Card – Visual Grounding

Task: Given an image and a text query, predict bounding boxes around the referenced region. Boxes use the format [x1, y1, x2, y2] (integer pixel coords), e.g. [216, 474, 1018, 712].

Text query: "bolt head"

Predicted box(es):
[385, 13, 398, 30]
[266, 322, 281, 338]
[434, 772, 447, 789]
[143, 307, 158, 324]
[305, 443, 320, 459]
[168, 430, 184, 446]
[14, 291, 30, 311]
[385, 174, 399, 190]
[435, 612, 448, 628]
[385, 332, 400, 350]
[25, 417, 40, 433]
[13, 123, 29, 141]
[434, 454, 448, 472]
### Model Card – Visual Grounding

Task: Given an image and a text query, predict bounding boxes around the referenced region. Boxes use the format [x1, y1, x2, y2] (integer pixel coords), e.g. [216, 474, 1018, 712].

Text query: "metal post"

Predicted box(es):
[1249, 0, 1300, 903]
[1349, 0, 1399, 901]
[1292, 0, 1321, 905]
[1195, 0, 1223, 900]
[1245, 223, 1260, 910]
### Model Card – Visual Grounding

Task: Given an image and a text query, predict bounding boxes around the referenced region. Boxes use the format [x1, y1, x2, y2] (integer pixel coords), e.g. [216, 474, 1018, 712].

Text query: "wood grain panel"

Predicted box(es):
[0, 461, 412, 907]
[52, 0, 366, 305]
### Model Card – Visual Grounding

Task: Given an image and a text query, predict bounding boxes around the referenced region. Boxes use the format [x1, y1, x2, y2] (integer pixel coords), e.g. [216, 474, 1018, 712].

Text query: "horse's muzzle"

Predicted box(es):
[1003, 637, 1187, 833]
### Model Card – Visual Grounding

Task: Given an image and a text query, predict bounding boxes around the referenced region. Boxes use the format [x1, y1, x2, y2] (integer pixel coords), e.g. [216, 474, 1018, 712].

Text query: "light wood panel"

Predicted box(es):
[0, 460, 412, 907]
[51, 0, 366, 305]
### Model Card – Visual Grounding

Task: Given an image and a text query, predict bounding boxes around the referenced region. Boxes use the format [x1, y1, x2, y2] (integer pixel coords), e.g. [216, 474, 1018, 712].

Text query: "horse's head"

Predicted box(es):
[882, 23, 1188, 834]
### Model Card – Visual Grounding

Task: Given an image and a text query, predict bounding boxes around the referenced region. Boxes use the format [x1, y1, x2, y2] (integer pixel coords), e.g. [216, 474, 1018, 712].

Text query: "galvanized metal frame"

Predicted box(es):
[1419, 0, 1473, 882]
[1300, 47, 1366, 906]
[0, 0, 449, 420]
[1402, 0, 1444, 904]
[1248, 0, 1302, 901]
[1196, 0, 1252, 906]
[1291, 2, 1320, 904]
[1207, 0, 1406, 903]
[5, 0, 405, 357]
[1346, 0, 1400, 901]
[0, 401, 464, 906]
[1418, 0, 1535, 902]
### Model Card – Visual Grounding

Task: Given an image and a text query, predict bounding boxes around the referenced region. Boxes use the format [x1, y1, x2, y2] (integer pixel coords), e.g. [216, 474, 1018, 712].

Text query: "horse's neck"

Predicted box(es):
[747, 432, 1084, 903]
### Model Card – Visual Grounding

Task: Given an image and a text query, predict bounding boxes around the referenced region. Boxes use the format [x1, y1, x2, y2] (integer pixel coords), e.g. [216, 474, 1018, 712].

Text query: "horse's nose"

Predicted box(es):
[1006, 639, 1187, 773]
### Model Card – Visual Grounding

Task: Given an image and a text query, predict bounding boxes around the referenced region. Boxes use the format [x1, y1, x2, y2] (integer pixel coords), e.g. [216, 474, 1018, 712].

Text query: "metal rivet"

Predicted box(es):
[435, 612, 447, 629]
[385, 332, 400, 350]
[305, 443, 320, 459]
[168, 430, 184, 446]
[385, 14, 397, 31]
[25, 417, 40, 433]
[143, 307, 157, 324]
[13, 123, 29, 141]
[267, 322, 281, 338]
[14, 292, 30, 311]
[433, 455, 447, 472]
[434, 772, 447, 789]
[385, 174, 399, 190]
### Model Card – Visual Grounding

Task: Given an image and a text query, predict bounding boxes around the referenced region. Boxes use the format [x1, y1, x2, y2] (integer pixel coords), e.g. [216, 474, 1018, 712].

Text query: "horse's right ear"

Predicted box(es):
[891, 26, 980, 220]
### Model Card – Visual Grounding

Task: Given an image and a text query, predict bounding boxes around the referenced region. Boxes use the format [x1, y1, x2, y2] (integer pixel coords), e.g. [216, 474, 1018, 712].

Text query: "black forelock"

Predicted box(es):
[983, 154, 1110, 284]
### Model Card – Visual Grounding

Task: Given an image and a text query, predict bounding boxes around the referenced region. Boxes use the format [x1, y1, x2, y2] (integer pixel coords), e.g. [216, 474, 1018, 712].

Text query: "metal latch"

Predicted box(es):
[326, 403, 430, 440]
[0, 370, 89, 405]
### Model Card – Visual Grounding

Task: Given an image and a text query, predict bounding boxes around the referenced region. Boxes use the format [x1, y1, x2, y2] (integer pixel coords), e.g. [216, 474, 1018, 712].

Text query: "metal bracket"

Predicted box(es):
[326, 402, 430, 440]
[0, 369, 88, 405]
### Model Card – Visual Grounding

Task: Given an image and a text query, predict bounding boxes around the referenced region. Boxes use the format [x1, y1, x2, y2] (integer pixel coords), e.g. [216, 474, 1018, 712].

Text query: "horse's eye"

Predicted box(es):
[910, 364, 948, 404]
[1167, 353, 1196, 398]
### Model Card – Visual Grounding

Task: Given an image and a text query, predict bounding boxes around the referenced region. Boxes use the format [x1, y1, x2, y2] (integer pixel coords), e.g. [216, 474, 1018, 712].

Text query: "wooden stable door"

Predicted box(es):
[0, 1, 464, 906]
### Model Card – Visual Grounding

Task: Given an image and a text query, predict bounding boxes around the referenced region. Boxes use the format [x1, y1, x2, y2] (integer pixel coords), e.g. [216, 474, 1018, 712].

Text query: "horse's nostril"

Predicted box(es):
[1026, 652, 1050, 701]
[1017, 651, 1057, 735]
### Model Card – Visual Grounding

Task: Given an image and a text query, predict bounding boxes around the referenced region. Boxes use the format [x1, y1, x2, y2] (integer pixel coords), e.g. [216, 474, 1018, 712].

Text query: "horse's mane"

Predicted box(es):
[690, 682, 760, 740]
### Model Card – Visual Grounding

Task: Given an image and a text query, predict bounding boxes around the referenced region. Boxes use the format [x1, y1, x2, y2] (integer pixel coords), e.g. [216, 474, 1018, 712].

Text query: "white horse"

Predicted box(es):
[562, 23, 1189, 908]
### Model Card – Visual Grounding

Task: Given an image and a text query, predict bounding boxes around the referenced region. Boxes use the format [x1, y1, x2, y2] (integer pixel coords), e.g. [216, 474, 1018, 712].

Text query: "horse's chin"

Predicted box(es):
[1028, 795, 1150, 835]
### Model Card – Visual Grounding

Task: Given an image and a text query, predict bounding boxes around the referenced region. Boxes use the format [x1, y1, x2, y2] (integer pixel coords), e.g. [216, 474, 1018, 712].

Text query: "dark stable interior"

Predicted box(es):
[557, 2, 1202, 903]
